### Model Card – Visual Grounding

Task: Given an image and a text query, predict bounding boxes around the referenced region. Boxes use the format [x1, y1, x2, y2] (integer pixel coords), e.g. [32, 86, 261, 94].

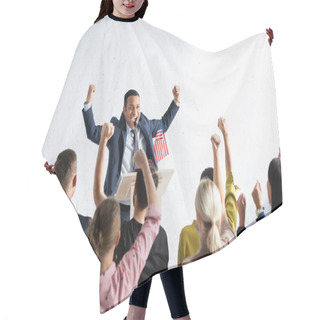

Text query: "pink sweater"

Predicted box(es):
[99, 204, 160, 313]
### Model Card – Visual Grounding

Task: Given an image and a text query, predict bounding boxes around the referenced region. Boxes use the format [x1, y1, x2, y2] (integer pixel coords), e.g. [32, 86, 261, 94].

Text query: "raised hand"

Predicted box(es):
[217, 117, 228, 136]
[85, 84, 96, 104]
[266, 28, 274, 46]
[237, 193, 246, 227]
[133, 149, 149, 170]
[172, 85, 180, 105]
[211, 134, 221, 152]
[252, 181, 263, 210]
[101, 122, 114, 141]
[44, 161, 55, 175]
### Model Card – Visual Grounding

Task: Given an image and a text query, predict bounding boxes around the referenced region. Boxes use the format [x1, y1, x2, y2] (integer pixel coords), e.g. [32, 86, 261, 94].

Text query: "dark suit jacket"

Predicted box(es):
[82, 100, 179, 196]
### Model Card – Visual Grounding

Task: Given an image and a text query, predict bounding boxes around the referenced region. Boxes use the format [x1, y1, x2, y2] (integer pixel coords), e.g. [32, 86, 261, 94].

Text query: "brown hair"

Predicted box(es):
[54, 149, 77, 192]
[87, 198, 121, 260]
[94, 0, 149, 24]
[200, 167, 214, 181]
[135, 160, 158, 211]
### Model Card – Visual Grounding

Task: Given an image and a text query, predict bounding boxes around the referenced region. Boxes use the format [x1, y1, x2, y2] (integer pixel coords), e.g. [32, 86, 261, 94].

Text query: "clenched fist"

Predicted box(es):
[101, 122, 114, 141]
[172, 85, 180, 106]
[211, 134, 221, 152]
[133, 149, 148, 170]
[217, 117, 228, 137]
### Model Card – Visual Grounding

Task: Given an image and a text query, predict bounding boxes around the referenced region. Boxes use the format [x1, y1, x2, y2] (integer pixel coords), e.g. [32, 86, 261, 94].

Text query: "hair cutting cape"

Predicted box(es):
[42, 14, 281, 312]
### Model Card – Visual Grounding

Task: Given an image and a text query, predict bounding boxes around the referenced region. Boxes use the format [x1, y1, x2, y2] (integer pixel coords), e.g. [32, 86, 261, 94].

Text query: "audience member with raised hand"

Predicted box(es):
[211, 132, 236, 245]
[93, 122, 115, 207]
[217, 117, 238, 234]
[252, 156, 282, 221]
[183, 130, 235, 263]
[252, 181, 265, 221]
[88, 130, 161, 313]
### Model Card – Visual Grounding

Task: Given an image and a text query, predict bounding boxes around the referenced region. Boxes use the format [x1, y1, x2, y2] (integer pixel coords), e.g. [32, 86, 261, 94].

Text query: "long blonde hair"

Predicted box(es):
[195, 179, 222, 253]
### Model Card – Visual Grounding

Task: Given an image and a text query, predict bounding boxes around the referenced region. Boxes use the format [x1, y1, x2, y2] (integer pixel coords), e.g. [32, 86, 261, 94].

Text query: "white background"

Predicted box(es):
[0, 0, 319, 319]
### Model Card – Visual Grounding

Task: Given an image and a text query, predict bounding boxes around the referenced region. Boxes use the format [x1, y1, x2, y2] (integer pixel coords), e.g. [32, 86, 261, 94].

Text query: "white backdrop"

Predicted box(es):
[0, 0, 319, 319]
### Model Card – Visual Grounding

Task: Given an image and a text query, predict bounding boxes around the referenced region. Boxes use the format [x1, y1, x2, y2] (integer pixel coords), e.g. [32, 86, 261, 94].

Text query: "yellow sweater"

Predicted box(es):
[225, 172, 238, 234]
[178, 172, 238, 264]
[178, 220, 201, 266]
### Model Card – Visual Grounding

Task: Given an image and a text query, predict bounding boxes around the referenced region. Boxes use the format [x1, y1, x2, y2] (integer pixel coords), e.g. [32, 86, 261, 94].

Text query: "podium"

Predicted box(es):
[114, 169, 174, 219]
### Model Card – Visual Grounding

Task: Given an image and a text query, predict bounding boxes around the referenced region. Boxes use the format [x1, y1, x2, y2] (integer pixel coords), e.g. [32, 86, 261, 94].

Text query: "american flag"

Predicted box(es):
[153, 128, 169, 163]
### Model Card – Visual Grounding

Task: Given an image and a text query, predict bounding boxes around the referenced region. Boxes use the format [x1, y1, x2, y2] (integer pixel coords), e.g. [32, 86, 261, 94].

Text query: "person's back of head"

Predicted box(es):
[268, 157, 282, 212]
[54, 149, 77, 194]
[200, 167, 214, 181]
[135, 160, 158, 211]
[87, 198, 121, 260]
[195, 179, 222, 253]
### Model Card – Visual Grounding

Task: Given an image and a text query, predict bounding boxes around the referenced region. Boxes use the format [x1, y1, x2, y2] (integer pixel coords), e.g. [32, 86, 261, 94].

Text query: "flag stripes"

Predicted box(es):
[153, 129, 169, 162]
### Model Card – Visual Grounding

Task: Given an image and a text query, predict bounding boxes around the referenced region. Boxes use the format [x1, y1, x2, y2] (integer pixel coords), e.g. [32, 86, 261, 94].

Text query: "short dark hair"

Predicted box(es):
[135, 160, 158, 210]
[54, 149, 77, 191]
[268, 157, 282, 212]
[124, 89, 140, 108]
[200, 167, 214, 181]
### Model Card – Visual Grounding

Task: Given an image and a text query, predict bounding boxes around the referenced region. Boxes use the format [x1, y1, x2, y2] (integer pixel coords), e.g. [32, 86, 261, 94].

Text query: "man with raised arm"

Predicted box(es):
[82, 84, 181, 220]
[94, 122, 169, 286]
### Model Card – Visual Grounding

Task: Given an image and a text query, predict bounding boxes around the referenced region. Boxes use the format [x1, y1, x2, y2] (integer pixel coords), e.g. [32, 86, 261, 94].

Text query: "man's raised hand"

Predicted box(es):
[85, 84, 96, 104]
[172, 85, 180, 106]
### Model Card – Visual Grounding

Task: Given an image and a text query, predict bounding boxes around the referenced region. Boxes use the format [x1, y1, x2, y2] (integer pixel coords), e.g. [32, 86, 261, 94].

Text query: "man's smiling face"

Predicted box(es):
[123, 95, 141, 130]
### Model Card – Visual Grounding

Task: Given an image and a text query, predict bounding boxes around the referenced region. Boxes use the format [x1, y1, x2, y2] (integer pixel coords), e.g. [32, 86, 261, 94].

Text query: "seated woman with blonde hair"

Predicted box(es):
[184, 118, 237, 263]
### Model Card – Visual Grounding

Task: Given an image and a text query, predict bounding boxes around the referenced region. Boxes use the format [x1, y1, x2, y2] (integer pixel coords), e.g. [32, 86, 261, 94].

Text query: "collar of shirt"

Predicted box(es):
[125, 122, 140, 137]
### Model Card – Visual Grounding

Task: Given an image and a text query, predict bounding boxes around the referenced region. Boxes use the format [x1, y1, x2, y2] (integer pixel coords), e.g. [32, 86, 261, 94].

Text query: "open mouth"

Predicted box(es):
[131, 116, 138, 126]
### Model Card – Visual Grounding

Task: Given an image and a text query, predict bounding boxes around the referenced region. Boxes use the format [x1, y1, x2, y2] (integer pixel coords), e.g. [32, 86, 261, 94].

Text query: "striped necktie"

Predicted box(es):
[131, 129, 139, 169]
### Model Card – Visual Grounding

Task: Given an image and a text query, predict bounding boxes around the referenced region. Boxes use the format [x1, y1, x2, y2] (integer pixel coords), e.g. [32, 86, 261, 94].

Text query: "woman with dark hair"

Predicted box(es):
[94, 0, 148, 23]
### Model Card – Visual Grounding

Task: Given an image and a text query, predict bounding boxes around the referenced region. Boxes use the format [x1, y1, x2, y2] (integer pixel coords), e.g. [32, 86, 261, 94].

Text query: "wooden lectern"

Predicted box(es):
[114, 169, 174, 219]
